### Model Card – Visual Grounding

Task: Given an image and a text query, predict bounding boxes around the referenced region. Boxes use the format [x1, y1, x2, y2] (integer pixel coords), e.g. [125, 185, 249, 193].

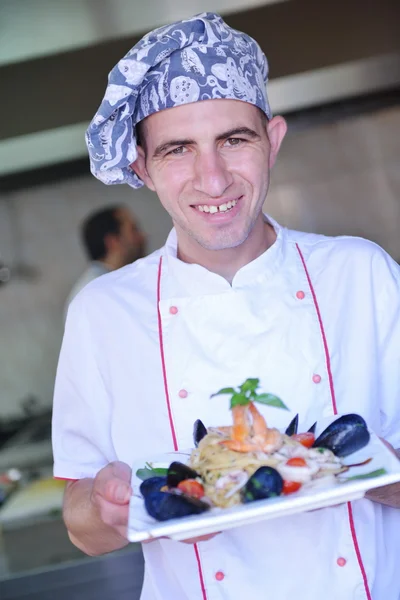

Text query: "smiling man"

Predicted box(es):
[134, 99, 281, 280]
[52, 13, 400, 600]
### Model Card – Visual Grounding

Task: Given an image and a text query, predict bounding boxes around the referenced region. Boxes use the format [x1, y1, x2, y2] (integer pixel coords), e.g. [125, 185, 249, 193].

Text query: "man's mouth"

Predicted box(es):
[193, 198, 239, 214]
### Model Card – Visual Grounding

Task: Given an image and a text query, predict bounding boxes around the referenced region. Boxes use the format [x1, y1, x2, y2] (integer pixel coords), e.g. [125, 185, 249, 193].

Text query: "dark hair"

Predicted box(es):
[81, 206, 122, 261]
[136, 119, 146, 152]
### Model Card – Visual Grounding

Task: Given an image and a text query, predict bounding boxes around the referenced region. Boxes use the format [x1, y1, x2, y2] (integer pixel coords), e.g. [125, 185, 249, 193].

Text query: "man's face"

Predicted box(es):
[115, 208, 146, 264]
[133, 99, 286, 252]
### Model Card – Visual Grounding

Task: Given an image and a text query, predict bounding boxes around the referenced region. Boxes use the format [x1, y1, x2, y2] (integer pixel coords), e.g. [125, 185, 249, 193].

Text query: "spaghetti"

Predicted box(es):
[190, 428, 344, 508]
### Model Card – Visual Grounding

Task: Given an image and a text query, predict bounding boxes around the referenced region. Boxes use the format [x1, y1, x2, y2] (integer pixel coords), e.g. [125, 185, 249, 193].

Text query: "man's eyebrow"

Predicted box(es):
[215, 127, 260, 141]
[152, 127, 260, 158]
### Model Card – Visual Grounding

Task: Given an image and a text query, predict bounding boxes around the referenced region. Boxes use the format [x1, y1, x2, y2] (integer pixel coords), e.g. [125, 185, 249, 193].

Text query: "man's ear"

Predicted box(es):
[266, 116, 287, 170]
[104, 232, 119, 255]
[130, 146, 156, 192]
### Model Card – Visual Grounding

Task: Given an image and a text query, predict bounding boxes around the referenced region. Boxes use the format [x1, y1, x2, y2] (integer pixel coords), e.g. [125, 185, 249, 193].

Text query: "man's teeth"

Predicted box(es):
[197, 199, 237, 213]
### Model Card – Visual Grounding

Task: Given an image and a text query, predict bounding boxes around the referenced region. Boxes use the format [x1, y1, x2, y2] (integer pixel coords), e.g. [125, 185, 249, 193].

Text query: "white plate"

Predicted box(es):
[128, 420, 400, 542]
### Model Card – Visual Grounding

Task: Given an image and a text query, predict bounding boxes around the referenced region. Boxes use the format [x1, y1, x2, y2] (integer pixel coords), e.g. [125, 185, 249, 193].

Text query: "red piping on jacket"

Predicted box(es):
[157, 256, 179, 452]
[157, 256, 208, 600]
[295, 244, 337, 415]
[296, 243, 372, 600]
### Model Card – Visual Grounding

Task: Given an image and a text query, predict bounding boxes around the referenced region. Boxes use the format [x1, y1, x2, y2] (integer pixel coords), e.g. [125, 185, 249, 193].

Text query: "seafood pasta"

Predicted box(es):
[138, 380, 372, 521]
[189, 405, 345, 508]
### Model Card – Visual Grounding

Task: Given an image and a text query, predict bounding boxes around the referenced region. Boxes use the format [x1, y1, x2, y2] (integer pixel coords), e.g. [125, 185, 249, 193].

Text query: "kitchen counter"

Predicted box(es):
[0, 544, 144, 600]
[0, 415, 145, 599]
[0, 511, 144, 600]
[0, 477, 145, 599]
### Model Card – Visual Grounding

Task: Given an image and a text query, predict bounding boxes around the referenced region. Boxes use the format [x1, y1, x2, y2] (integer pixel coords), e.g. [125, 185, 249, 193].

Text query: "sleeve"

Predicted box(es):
[52, 292, 117, 480]
[375, 250, 400, 450]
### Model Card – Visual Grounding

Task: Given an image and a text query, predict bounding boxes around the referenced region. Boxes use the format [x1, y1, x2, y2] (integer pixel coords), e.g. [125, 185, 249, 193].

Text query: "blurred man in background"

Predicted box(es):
[65, 205, 146, 314]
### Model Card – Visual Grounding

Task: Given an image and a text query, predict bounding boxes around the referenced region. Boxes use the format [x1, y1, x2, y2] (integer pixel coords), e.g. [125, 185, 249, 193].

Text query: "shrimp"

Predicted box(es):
[220, 402, 283, 453]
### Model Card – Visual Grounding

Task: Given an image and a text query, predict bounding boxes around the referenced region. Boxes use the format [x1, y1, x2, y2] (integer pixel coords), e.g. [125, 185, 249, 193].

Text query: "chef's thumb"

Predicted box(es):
[95, 461, 132, 505]
[113, 481, 132, 504]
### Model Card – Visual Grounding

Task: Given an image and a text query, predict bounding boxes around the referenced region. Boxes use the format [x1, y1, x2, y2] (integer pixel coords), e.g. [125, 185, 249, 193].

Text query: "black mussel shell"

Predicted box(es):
[140, 476, 167, 498]
[167, 461, 200, 488]
[242, 466, 283, 503]
[312, 414, 370, 457]
[144, 491, 209, 521]
[193, 419, 208, 447]
[285, 414, 299, 436]
[308, 421, 317, 434]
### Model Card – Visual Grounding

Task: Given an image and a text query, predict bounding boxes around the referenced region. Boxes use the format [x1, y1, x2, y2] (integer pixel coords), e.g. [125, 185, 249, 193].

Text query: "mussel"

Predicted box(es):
[308, 421, 317, 434]
[167, 461, 200, 488]
[312, 414, 370, 457]
[193, 419, 208, 447]
[242, 466, 283, 503]
[285, 414, 299, 436]
[140, 476, 167, 498]
[144, 491, 209, 521]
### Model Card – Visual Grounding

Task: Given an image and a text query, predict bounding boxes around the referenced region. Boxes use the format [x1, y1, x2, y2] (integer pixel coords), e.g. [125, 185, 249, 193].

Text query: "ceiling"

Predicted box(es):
[0, 0, 283, 66]
[1, 0, 400, 178]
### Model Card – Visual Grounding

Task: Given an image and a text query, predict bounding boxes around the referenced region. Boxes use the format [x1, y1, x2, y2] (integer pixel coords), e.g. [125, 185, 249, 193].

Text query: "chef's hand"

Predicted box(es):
[91, 464, 220, 545]
[181, 533, 220, 544]
[365, 438, 400, 508]
[90, 461, 132, 538]
[146, 532, 220, 545]
[378, 437, 398, 456]
[64, 461, 132, 556]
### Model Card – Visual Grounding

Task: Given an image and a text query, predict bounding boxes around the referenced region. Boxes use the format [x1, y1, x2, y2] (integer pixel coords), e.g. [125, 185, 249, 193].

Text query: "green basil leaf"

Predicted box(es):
[230, 393, 250, 408]
[340, 468, 387, 482]
[211, 387, 236, 397]
[254, 394, 289, 410]
[239, 378, 260, 393]
[136, 467, 168, 481]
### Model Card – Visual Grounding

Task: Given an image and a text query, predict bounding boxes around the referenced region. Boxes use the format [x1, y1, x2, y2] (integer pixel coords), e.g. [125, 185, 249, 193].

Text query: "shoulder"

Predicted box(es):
[286, 227, 399, 280]
[286, 227, 380, 257]
[66, 248, 162, 322]
[66, 263, 102, 298]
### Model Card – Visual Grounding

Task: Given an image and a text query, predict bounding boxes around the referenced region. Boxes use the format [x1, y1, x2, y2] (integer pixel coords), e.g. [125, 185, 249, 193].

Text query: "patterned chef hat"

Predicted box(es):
[86, 12, 271, 188]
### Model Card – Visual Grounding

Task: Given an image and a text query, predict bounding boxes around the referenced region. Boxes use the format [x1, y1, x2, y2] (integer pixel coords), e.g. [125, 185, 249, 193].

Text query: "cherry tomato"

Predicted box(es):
[177, 479, 205, 499]
[282, 480, 302, 495]
[292, 432, 315, 448]
[286, 457, 307, 467]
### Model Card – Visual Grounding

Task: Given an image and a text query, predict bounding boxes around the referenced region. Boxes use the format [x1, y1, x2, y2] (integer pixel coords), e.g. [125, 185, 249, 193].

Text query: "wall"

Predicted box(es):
[0, 104, 399, 417]
[0, 180, 172, 418]
[266, 105, 400, 259]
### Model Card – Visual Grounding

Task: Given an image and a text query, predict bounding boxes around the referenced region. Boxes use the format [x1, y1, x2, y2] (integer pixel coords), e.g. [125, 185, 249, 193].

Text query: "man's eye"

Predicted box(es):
[226, 138, 243, 147]
[169, 146, 186, 155]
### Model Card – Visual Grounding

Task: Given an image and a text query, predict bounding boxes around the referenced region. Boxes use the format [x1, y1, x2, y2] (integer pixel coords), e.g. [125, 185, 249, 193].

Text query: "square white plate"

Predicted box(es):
[128, 420, 400, 542]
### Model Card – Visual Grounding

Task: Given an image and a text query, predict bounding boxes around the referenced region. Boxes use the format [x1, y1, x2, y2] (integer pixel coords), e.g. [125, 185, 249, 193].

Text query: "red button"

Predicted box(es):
[178, 389, 188, 398]
[296, 291, 305, 300]
[169, 306, 178, 315]
[215, 571, 225, 581]
[337, 557, 347, 567]
[312, 374, 322, 384]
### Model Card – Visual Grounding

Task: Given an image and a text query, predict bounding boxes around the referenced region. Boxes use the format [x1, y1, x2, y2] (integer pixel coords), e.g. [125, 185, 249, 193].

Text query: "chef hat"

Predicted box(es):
[86, 12, 271, 188]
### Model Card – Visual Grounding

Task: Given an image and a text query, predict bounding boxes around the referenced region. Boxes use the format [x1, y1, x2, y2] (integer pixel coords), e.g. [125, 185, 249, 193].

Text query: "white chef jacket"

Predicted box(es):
[53, 216, 400, 600]
[64, 260, 111, 321]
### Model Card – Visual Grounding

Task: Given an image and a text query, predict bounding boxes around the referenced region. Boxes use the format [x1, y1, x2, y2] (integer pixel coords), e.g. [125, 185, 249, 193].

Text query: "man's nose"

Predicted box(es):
[192, 149, 233, 198]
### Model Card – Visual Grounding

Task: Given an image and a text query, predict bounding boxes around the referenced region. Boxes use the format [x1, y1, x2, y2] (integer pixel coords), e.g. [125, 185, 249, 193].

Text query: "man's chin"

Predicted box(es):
[195, 232, 248, 252]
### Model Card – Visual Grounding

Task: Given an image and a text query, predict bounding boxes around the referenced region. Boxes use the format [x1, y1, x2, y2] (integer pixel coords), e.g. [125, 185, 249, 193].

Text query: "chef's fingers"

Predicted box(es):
[94, 494, 130, 534]
[93, 461, 133, 505]
[181, 532, 221, 544]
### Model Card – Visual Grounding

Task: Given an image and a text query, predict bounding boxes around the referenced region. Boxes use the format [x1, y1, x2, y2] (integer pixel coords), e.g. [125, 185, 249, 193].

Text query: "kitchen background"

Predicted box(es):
[1, 0, 399, 598]
[1, 105, 400, 421]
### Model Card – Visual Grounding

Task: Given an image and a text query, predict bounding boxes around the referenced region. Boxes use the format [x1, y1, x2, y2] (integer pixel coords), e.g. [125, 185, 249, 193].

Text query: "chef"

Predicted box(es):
[52, 13, 400, 600]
